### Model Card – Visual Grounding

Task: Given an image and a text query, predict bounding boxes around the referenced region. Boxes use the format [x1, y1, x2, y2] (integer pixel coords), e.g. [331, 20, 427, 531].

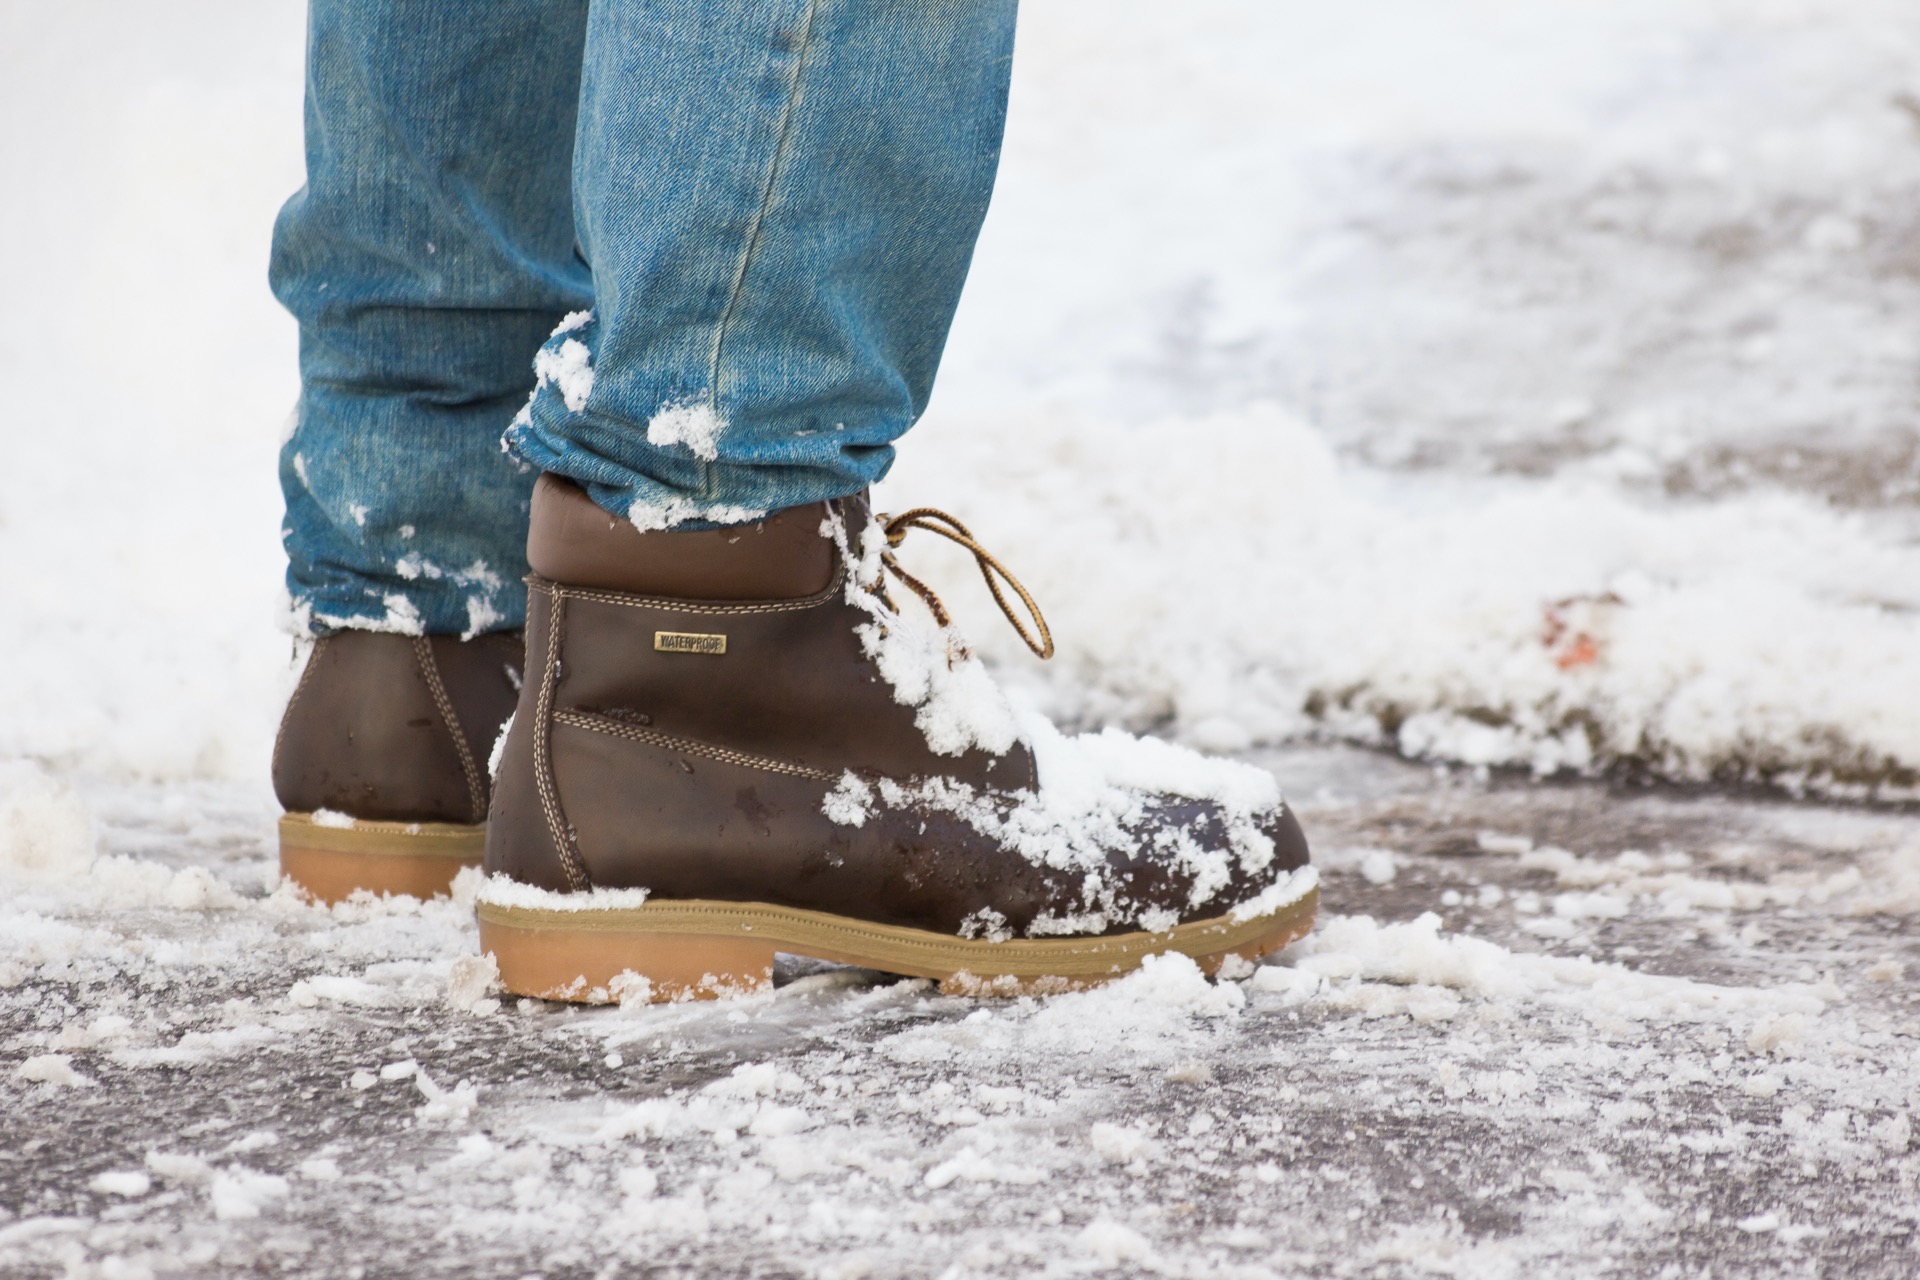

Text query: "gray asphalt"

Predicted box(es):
[5, 749, 1916, 1278]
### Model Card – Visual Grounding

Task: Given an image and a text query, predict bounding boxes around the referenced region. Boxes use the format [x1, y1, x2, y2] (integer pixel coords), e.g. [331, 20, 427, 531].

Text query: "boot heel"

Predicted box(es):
[278, 814, 484, 903]
[478, 915, 777, 1004]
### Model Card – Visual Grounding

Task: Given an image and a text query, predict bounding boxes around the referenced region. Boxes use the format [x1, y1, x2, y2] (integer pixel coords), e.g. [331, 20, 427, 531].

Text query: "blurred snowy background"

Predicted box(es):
[5, 2, 1920, 1276]
[3, 0, 1919, 794]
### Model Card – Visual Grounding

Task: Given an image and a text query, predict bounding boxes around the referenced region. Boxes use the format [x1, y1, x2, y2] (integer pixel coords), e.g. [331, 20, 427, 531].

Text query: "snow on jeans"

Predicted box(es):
[270, 0, 1018, 636]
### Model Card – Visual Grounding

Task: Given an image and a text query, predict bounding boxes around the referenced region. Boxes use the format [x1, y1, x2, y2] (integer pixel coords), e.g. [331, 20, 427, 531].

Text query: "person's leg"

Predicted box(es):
[473, 0, 1317, 1001]
[503, 0, 1017, 528]
[271, 0, 592, 637]
[268, 0, 590, 901]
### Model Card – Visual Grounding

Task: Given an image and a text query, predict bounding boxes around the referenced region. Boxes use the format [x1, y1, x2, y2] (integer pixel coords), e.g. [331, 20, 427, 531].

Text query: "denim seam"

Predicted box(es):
[705, 0, 824, 463]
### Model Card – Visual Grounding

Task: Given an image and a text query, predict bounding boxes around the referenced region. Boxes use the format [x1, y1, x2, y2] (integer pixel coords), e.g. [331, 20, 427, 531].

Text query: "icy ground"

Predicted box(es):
[6, 757, 1920, 1278]
[5, 0, 1920, 1274]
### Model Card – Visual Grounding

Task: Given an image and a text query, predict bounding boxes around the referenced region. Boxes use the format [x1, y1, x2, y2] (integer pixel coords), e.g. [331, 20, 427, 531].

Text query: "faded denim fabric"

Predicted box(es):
[272, 0, 1017, 636]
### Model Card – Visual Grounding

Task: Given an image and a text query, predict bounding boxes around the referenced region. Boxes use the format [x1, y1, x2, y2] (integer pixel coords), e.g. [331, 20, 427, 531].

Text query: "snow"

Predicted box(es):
[1225, 868, 1319, 924]
[531, 338, 595, 414]
[142, 1154, 211, 1186]
[1024, 715, 1280, 814]
[825, 515, 1299, 934]
[1291, 910, 1833, 1025]
[473, 873, 651, 913]
[623, 495, 767, 535]
[486, 713, 514, 781]
[285, 975, 385, 1008]
[445, 953, 501, 1013]
[885, 404, 1920, 798]
[1088, 1122, 1154, 1164]
[413, 1067, 479, 1126]
[0, 763, 96, 885]
[1078, 1218, 1157, 1266]
[296, 1157, 342, 1183]
[17, 1054, 91, 1090]
[207, 1168, 289, 1221]
[826, 505, 1024, 760]
[644, 401, 727, 461]
[820, 772, 876, 828]
[87, 1172, 150, 1199]
[6, 0, 1920, 1273]
[310, 592, 428, 638]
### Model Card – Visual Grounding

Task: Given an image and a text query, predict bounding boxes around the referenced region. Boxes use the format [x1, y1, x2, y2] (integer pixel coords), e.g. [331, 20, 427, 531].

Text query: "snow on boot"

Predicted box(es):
[479, 476, 1315, 1001]
[274, 632, 523, 902]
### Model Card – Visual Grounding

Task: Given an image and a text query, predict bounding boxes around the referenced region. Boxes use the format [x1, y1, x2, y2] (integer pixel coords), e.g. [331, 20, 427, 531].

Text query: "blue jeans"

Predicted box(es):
[272, 0, 1017, 635]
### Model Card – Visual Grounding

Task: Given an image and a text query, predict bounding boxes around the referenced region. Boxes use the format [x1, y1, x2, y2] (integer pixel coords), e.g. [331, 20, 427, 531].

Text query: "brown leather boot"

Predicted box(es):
[274, 631, 523, 902]
[479, 476, 1314, 1001]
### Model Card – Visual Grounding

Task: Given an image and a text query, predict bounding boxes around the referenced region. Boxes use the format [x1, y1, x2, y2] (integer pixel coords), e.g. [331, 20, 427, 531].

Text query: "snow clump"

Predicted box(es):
[645, 400, 726, 461]
[474, 875, 652, 913]
[624, 493, 766, 534]
[208, 1167, 290, 1220]
[18, 1052, 92, 1088]
[824, 504, 1022, 759]
[820, 772, 875, 827]
[445, 952, 501, 1013]
[1078, 1218, 1158, 1266]
[89, 1171, 151, 1197]
[532, 339, 594, 413]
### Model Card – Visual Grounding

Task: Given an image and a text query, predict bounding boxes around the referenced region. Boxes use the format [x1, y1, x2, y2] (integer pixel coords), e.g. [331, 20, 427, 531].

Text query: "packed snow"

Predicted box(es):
[5, 0, 1920, 1275]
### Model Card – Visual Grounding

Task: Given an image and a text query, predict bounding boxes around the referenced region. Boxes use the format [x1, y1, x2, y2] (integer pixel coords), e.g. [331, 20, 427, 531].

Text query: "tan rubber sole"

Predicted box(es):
[476, 886, 1318, 1003]
[279, 813, 485, 904]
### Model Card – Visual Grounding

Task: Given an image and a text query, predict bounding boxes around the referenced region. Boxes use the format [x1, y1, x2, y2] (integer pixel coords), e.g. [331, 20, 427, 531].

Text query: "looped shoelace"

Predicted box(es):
[877, 508, 1055, 660]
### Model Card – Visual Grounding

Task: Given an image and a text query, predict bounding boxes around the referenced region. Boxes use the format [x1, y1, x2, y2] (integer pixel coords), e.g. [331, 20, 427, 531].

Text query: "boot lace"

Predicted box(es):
[876, 508, 1055, 660]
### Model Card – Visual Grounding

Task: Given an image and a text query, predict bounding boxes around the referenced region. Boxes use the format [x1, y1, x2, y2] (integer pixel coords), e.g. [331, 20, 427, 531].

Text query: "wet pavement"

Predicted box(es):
[5, 750, 1917, 1278]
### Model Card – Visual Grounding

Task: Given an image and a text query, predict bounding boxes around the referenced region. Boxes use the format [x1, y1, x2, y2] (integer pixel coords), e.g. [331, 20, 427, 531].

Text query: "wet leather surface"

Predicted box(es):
[487, 481, 1309, 932]
[548, 717, 1309, 934]
[273, 631, 523, 824]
